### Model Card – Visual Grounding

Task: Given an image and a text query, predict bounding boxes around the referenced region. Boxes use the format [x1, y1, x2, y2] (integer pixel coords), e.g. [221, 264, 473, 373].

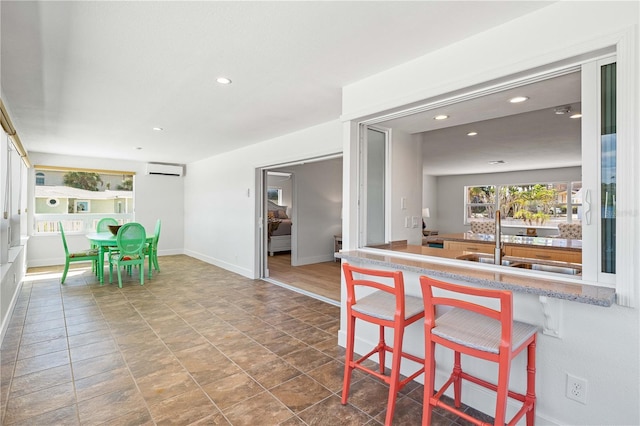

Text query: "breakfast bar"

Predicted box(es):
[335, 244, 613, 307]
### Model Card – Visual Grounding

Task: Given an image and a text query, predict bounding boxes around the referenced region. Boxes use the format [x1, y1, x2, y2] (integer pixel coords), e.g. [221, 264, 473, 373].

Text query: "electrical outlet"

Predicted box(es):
[566, 373, 587, 404]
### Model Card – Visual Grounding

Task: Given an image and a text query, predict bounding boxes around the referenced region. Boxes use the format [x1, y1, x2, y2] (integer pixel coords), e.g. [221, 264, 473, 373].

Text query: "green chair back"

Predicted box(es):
[59, 222, 71, 256]
[143, 219, 162, 279]
[96, 217, 118, 232]
[108, 222, 146, 288]
[117, 223, 146, 256]
[153, 219, 161, 246]
[59, 222, 99, 284]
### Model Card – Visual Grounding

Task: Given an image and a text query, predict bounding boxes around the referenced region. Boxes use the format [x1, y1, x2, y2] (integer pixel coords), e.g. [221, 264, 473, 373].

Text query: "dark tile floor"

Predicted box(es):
[1, 255, 488, 425]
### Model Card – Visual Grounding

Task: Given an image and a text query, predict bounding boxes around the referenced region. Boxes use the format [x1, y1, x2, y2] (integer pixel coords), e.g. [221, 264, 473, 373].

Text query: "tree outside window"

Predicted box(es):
[466, 181, 581, 226]
[34, 168, 134, 233]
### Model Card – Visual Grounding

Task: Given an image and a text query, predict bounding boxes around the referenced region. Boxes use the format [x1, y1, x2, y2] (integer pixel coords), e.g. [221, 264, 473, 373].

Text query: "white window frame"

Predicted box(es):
[33, 166, 135, 235]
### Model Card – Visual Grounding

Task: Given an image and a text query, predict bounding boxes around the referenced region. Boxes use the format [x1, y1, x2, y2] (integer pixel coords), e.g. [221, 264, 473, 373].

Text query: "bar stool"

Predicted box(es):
[342, 263, 425, 425]
[419, 276, 538, 426]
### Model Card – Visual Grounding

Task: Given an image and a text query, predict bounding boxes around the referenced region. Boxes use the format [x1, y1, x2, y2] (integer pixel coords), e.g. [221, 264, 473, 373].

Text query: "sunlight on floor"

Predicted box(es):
[26, 265, 92, 282]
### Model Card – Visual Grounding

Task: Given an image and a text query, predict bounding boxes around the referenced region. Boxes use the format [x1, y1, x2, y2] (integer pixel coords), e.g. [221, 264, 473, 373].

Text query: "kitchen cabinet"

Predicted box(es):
[506, 246, 581, 263]
[444, 240, 494, 254]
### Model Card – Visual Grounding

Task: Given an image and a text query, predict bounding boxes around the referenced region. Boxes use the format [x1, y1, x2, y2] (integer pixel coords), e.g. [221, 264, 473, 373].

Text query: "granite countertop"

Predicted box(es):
[335, 246, 614, 307]
[427, 232, 582, 251]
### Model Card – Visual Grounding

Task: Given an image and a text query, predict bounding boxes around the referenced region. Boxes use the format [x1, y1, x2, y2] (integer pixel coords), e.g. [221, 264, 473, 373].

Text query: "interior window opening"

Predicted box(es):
[33, 167, 135, 233]
[356, 56, 618, 284]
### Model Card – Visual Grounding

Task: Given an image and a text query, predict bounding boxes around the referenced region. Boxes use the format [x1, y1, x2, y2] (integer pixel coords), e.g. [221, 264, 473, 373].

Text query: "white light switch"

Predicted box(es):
[400, 197, 406, 210]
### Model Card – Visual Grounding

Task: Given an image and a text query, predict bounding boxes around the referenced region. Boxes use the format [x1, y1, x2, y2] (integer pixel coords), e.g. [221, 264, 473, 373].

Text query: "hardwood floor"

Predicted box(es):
[266, 253, 341, 303]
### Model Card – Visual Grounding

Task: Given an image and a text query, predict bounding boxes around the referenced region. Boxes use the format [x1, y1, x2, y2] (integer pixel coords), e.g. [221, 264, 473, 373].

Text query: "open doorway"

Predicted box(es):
[260, 155, 343, 304]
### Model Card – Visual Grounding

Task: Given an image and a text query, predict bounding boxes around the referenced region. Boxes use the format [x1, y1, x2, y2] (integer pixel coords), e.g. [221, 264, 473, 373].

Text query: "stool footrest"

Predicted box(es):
[460, 371, 528, 403]
[352, 346, 424, 388]
[433, 370, 535, 426]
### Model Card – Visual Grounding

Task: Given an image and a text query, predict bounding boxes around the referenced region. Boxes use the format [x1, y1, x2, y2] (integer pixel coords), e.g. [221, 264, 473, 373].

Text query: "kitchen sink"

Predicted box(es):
[529, 263, 582, 275]
[456, 254, 524, 267]
[456, 254, 581, 275]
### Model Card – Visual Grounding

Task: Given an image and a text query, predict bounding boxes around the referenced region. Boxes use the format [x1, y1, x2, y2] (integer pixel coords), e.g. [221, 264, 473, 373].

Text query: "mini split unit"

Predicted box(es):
[145, 163, 184, 177]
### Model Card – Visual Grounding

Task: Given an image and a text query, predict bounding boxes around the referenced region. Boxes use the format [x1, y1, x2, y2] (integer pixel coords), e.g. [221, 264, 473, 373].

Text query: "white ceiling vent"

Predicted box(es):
[145, 163, 184, 177]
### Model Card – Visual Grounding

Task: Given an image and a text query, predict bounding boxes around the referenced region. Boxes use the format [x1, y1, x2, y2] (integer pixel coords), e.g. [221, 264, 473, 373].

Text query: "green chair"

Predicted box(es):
[108, 223, 146, 288]
[96, 217, 118, 232]
[144, 219, 161, 279]
[59, 222, 99, 284]
[92, 218, 118, 274]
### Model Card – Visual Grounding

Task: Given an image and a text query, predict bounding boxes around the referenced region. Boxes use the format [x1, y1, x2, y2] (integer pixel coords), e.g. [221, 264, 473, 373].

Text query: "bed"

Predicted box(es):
[267, 201, 292, 256]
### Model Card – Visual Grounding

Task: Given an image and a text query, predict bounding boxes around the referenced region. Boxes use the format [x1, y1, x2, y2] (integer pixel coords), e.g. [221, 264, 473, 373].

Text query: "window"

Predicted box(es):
[466, 186, 496, 222]
[267, 187, 282, 205]
[465, 182, 582, 227]
[34, 167, 135, 233]
[355, 52, 632, 302]
[600, 62, 616, 274]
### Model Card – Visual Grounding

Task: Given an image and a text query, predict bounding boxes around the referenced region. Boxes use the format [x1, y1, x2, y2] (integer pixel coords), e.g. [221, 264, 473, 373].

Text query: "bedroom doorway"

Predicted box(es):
[259, 154, 343, 304]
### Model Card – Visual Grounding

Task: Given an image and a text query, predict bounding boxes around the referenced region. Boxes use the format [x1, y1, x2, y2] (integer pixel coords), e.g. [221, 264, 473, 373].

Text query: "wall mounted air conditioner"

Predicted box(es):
[145, 163, 184, 177]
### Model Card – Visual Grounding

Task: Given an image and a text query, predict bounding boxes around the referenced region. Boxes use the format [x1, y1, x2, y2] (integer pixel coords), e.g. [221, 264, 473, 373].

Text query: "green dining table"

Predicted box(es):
[86, 231, 153, 284]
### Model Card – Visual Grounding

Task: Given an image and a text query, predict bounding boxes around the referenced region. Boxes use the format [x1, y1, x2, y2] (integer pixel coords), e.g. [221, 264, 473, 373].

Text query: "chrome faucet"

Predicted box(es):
[494, 211, 504, 265]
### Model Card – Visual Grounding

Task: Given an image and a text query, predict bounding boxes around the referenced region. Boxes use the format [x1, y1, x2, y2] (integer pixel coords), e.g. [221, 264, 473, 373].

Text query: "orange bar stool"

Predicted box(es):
[342, 263, 425, 425]
[419, 276, 539, 426]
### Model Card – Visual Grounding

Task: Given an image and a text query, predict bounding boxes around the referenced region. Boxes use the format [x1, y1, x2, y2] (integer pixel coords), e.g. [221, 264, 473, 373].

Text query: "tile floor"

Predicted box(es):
[1, 255, 490, 425]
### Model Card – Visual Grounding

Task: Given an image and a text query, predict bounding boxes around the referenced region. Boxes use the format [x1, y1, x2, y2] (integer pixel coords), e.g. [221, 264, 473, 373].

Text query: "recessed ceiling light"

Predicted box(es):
[467, 131, 478, 136]
[152, 127, 163, 131]
[434, 114, 449, 120]
[570, 113, 582, 119]
[509, 96, 529, 103]
[216, 77, 232, 84]
[489, 160, 506, 165]
[136, 147, 143, 150]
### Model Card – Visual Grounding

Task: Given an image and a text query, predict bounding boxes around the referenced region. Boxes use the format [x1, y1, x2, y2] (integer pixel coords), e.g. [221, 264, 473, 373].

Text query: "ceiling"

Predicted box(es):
[1, 1, 555, 165]
[379, 71, 582, 176]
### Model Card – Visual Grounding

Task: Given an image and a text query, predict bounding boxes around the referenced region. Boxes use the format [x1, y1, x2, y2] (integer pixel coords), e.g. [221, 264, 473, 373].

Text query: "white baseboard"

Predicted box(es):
[183, 249, 253, 279]
[1, 280, 23, 347]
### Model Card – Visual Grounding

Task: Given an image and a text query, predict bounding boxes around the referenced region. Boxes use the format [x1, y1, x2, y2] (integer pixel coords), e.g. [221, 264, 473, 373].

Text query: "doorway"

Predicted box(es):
[260, 155, 343, 304]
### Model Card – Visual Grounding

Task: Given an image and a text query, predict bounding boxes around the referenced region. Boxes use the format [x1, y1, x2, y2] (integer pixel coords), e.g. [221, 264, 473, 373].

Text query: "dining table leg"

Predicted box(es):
[98, 245, 105, 284]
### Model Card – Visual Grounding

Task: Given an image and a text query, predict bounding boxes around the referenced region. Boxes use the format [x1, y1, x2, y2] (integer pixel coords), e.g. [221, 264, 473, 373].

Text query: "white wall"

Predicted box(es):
[390, 129, 422, 245]
[183, 120, 342, 278]
[435, 167, 581, 235]
[340, 2, 639, 425]
[422, 174, 437, 231]
[342, 2, 638, 120]
[26, 153, 184, 267]
[276, 158, 342, 265]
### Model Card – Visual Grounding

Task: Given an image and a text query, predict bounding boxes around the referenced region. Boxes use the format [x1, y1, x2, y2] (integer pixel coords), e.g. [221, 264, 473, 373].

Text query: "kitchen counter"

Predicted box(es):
[335, 244, 614, 307]
[427, 232, 582, 251]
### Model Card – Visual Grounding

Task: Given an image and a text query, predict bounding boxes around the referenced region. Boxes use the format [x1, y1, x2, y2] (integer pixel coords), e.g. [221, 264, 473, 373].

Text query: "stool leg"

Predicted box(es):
[495, 352, 511, 426]
[385, 325, 404, 426]
[422, 339, 436, 426]
[378, 325, 386, 374]
[342, 314, 356, 405]
[453, 351, 462, 407]
[526, 337, 537, 426]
